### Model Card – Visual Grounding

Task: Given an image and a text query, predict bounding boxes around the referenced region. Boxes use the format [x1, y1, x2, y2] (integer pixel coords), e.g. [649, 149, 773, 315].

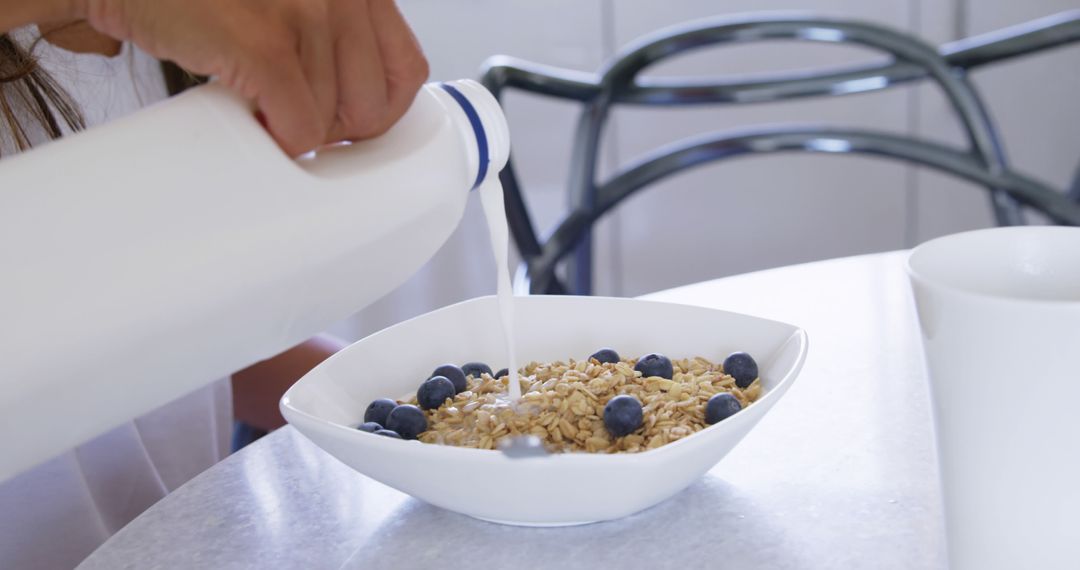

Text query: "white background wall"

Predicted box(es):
[329, 0, 1080, 341]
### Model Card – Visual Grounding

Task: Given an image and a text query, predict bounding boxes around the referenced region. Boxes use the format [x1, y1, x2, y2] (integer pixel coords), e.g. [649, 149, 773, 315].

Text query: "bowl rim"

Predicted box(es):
[281, 294, 809, 463]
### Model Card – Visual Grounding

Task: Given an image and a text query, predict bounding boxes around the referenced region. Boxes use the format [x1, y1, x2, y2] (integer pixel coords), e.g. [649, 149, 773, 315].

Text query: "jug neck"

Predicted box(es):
[436, 79, 511, 191]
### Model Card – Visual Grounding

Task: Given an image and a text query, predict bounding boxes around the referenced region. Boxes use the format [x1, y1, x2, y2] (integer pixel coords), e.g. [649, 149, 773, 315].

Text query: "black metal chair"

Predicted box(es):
[480, 11, 1080, 295]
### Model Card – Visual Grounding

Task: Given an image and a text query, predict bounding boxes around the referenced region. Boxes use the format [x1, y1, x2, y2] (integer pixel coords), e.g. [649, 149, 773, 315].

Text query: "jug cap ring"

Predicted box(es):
[439, 82, 488, 191]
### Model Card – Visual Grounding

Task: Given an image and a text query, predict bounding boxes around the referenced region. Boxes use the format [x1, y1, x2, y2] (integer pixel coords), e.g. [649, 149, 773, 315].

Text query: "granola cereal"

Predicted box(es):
[400, 355, 762, 453]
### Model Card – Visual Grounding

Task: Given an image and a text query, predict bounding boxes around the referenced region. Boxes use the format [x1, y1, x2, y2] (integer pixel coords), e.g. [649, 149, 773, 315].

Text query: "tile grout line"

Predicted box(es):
[600, 0, 624, 297]
[953, 0, 969, 42]
[904, 0, 925, 247]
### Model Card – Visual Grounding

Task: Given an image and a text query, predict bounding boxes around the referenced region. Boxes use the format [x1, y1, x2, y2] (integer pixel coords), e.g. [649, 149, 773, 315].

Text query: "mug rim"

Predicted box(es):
[906, 226, 1080, 306]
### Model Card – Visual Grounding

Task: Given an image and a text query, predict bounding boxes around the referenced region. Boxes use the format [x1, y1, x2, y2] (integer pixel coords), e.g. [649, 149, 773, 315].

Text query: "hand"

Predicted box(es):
[77, 0, 429, 156]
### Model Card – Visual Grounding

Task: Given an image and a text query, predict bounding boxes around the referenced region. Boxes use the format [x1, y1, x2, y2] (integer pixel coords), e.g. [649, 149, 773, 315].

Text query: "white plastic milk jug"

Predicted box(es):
[0, 79, 510, 481]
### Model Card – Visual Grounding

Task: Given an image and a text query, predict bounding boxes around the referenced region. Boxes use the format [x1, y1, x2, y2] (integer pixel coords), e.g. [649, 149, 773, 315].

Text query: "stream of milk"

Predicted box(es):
[477, 179, 522, 402]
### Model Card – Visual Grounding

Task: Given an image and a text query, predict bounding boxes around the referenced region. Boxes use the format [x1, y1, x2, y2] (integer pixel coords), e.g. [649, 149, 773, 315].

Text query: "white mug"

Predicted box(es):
[908, 226, 1080, 570]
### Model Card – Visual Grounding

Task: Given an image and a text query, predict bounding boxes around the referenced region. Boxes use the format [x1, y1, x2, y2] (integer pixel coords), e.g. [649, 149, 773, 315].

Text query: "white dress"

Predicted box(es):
[0, 35, 232, 569]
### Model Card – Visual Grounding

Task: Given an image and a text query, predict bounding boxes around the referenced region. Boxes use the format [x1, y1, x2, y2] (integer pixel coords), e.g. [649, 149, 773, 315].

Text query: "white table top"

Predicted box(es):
[78, 251, 946, 569]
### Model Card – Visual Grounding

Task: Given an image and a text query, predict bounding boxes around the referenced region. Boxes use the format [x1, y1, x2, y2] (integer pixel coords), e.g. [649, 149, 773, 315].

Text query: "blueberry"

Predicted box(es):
[357, 422, 382, 433]
[364, 398, 398, 426]
[461, 362, 493, 380]
[590, 348, 620, 365]
[431, 364, 467, 394]
[386, 404, 427, 440]
[723, 352, 759, 388]
[417, 376, 455, 410]
[603, 395, 644, 437]
[374, 429, 402, 439]
[495, 368, 509, 379]
[705, 393, 742, 424]
[634, 353, 673, 379]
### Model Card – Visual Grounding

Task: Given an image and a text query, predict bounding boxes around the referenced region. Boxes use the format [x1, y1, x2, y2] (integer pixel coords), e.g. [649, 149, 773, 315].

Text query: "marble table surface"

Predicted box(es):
[79, 251, 946, 569]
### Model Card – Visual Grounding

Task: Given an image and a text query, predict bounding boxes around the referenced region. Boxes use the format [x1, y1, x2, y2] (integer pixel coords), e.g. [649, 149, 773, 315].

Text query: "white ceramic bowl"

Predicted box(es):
[281, 295, 808, 526]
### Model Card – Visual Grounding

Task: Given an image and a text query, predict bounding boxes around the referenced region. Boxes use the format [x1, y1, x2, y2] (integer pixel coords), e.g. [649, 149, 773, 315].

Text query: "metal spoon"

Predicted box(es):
[497, 435, 550, 458]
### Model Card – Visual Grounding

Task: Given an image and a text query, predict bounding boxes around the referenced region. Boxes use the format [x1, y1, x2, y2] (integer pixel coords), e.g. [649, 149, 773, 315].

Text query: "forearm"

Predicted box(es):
[0, 0, 82, 34]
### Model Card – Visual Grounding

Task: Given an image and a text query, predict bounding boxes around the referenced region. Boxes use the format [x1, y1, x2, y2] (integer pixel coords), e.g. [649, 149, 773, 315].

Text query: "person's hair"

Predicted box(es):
[0, 29, 205, 157]
[0, 32, 84, 155]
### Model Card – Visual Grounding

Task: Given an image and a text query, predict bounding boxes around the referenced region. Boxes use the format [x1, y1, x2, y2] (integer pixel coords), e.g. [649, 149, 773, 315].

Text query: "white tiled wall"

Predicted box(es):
[914, 0, 1080, 241]
[330, 0, 1079, 340]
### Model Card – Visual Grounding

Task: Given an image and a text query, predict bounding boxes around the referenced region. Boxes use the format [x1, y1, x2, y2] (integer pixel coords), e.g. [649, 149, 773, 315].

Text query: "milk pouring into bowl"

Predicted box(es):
[478, 178, 522, 401]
